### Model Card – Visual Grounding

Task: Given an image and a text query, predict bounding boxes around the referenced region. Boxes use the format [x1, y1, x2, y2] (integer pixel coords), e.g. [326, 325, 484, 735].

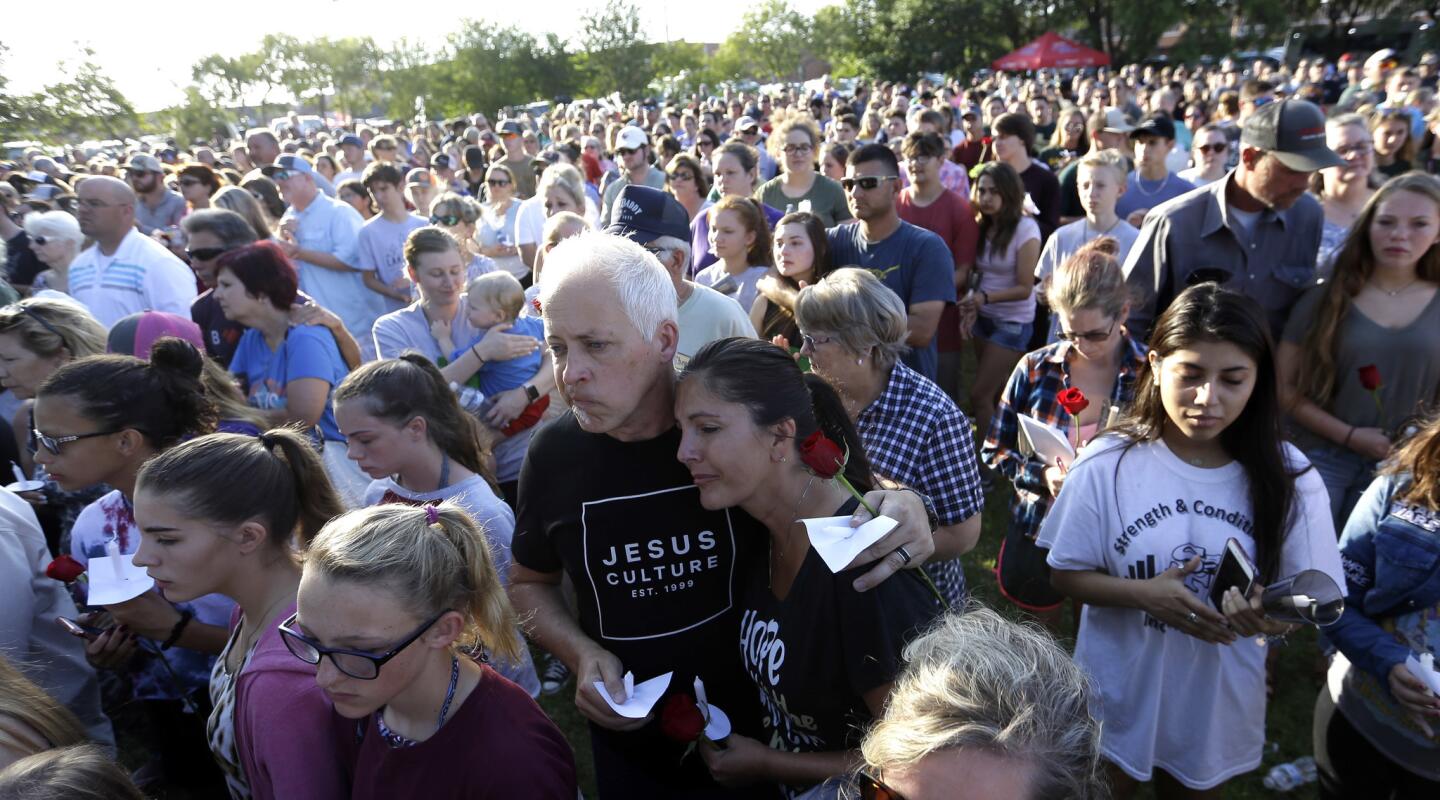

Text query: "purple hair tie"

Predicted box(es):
[425, 505, 439, 525]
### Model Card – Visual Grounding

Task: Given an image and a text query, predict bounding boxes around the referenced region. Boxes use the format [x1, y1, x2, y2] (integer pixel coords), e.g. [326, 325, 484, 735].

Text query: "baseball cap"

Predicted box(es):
[1101, 108, 1135, 134]
[432, 153, 452, 170]
[1364, 49, 1399, 72]
[261, 154, 316, 179]
[338, 134, 365, 149]
[605, 185, 689, 245]
[498, 119, 524, 137]
[960, 105, 981, 119]
[124, 154, 164, 174]
[106, 312, 204, 359]
[736, 116, 760, 134]
[1240, 99, 1344, 172]
[1130, 114, 1177, 141]
[405, 168, 433, 186]
[615, 126, 649, 151]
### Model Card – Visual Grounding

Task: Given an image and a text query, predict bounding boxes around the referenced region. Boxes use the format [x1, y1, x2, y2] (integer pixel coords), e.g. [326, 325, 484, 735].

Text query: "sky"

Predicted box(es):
[6, 0, 835, 113]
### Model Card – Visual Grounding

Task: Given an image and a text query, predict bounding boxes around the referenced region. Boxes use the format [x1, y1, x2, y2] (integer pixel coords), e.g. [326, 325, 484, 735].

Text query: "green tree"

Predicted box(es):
[31, 49, 138, 140]
[577, 0, 654, 98]
[160, 86, 234, 145]
[724, 0, 812, 81]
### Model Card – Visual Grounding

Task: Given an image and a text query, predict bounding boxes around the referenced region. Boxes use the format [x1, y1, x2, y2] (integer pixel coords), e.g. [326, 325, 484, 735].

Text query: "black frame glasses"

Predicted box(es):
[30, 426, 121, 456]
[279, 609, 451, 680]
[430, 214, 463, 226]
[1056, 318, 1118, 344]
[858, 771, 906, 800]
[1196, 143, 1228, 154]
[841, 175, 899, 192]
[186, 246, 231, 262]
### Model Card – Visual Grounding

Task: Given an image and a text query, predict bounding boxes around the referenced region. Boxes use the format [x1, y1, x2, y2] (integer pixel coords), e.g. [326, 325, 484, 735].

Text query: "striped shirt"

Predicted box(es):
[69, 229, 197, 327]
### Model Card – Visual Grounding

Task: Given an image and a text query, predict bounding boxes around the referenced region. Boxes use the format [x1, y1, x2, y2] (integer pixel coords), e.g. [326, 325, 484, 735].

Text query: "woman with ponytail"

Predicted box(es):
[131, 429, 348, 799]
[32, 337, 230, 795]
[333, 355, 538, 695]
[283, 504, 577, 799]
[675, 336, 943, 798]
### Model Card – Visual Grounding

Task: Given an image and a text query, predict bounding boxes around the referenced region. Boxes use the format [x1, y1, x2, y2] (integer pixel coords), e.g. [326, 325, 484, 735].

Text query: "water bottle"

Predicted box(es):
[1261, 756, 1317, 791]
[451, 382, 485, 414]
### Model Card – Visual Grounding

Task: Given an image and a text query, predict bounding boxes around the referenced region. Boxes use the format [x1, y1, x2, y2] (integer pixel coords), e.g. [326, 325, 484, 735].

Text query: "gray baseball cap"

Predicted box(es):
[1240, 99, 1344, 172]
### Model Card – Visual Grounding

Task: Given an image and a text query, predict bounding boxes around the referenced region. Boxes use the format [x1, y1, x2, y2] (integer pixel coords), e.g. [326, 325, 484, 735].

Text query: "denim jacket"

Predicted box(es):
[1324, 472, 1440, 681]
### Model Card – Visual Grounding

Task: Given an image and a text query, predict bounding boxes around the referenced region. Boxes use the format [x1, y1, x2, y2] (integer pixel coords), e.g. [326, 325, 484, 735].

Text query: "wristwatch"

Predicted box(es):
[900, 488, 939, 534]
[523, 384, 540, 403]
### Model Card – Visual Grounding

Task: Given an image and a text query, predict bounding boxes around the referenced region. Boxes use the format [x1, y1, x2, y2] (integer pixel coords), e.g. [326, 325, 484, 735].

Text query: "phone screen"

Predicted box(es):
[1209, 540, 1256, 610]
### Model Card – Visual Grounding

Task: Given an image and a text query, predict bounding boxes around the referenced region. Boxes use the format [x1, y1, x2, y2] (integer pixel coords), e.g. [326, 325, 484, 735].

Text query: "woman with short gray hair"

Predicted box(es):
[23, 212, 85, 297]
[795, 268, 983, 606]
[857, 606, 1107, 800]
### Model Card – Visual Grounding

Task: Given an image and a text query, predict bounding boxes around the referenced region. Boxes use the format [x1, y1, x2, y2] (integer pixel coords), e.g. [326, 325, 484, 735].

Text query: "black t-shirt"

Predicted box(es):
[738, 497, 941, 799]
[191, 289, 245, 367]
[1020, 162, 1061, 243]
[4, 229, 45, 286]
[513, 414, 764, 783]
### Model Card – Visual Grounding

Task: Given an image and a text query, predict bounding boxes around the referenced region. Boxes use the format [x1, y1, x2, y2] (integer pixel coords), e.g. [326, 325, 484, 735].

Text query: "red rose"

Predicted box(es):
[659, 692, 706, 742]
[1056, 387, 1089, 416]
[798, 430, 845, 479]
[1358, 365, 1382, 392]
[45, 555, 86, 583]
[531, 298, 542, 314]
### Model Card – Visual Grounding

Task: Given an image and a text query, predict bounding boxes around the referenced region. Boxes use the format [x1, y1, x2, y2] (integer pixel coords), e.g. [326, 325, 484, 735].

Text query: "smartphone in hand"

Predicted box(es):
[56, 616, 109, 640]
[1208, 538, 1257, 611]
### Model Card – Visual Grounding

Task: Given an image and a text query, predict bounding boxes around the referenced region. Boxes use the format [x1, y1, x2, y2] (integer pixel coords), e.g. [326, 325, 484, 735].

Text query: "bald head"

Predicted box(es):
[77, 175, 137, 244]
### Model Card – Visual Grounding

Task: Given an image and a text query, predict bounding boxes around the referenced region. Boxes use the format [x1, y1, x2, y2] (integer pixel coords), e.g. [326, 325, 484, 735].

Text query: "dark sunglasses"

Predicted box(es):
[31, 426, 121, 456]
[668, 172, 694, 182]
[279, 608, 450, 680]
[374, 143, 397, 151]
[268, 170, 293, 182]
[841, 175, 899, 192]
[486, 178, 511, 187]
[430, 214, 462, 226]
[32, 235, 48, 246]
[178, 178, 204, 187]
[186, 246, 231, 262]
[616, 147, 638, 157]
[858, 771, 906, 800]
[1196, 143, 1228, 154]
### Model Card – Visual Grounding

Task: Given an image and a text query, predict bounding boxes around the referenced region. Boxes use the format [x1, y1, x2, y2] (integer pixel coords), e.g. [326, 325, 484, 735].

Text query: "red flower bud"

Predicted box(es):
[531, 298, 542, 313]
[659, 692, 706, 743]
[1056, 387, 1090, 416]
[798, 430, 845, 480]
[45, 555, 86, 583]
[1358, 364, 1382, 392]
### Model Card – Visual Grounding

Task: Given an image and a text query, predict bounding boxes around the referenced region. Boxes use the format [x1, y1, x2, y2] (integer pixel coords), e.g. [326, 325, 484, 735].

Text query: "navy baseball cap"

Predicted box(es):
[606, 185, 690, 245]
[1130, 114, 1177, 141]
[338, 134, 365, 148]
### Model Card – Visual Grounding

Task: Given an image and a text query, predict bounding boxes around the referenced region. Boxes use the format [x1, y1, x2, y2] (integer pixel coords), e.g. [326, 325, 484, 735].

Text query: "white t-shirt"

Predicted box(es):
[68, 229, 198, 327]
[675, 282, 755, 371]
[1037, 436, 1342, 789]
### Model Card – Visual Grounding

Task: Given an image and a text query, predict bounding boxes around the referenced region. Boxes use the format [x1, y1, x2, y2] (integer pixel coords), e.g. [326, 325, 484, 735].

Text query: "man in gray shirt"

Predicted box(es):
[123, 154, 186, 235]
[1124, 99, 1345, 337]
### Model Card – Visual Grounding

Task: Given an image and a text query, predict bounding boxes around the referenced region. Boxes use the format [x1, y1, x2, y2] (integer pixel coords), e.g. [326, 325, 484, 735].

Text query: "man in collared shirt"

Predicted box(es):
[123, 155, 185, 235]
[265, 154, 383, 360]
[69, 176, 196, 326]
[1123, 99, 1344, 337]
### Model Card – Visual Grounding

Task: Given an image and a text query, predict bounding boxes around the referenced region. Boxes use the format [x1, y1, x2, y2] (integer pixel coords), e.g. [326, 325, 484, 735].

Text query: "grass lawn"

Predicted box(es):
[537, 477, 1324, 799]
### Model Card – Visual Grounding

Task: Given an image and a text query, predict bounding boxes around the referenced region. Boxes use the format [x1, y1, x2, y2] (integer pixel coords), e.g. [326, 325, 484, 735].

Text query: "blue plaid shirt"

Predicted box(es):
[857, 362, 985, 605]
[981, 334, 1149, 542]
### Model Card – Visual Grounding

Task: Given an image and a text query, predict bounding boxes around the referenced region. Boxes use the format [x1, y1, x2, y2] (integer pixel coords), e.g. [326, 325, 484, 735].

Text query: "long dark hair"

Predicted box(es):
[679, 337, 873, 493]
[971, 161, 1025, 259]
[137, 428, 344, 549]
[333, 354, 499, 492]
[772, 211, 832, 290]
[1111, 283, 1299, 583]
[38, 338, 217, 449]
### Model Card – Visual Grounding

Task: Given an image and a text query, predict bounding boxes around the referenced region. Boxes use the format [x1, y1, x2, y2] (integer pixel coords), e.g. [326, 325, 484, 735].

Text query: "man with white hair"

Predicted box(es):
[606, 185, 753, 369]
[510, 229, 939, 797]
[68, 176, 196, 325]
[264, 154, 382, 359]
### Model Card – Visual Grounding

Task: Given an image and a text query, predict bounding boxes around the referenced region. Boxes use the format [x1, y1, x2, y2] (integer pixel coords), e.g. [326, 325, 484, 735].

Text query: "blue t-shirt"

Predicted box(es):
[1115, 172, 1196, 220]
[451, 314, 545, 397]
[229, 325, 349, 442]
[825, 221, 956, 380]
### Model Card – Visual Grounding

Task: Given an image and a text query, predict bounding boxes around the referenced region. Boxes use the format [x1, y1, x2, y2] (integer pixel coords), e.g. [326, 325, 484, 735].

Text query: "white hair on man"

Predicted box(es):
[539, 230, 678, 340]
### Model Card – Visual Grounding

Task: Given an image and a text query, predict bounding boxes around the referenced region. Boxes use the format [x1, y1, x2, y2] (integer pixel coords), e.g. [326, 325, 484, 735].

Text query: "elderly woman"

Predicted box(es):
[0, 299, 109, 551]
[758, 114, 853, 226]
[213, 241, 368, 506]
[795, 268, 984, 606]
[22, 212, 86, 297]
[857, 606, 1106, 800]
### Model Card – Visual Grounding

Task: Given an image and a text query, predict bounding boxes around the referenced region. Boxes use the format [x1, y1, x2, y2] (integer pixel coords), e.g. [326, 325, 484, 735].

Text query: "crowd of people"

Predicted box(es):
[1, 43, 1440, 799]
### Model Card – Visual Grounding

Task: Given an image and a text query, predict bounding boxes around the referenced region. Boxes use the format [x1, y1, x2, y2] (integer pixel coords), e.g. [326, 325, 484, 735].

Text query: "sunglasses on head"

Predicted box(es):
[841, 175, 898, 191]
[430, 214, 462, 226]
[186, 246, 231, 262]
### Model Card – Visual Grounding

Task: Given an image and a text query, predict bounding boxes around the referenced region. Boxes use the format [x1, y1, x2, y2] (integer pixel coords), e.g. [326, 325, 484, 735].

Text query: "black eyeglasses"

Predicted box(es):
[1196, 143, 1228, 154]
[783, 143, 814, 154]
[430, 214, 462, 226]
[31, 426, 121, 456]
[279, 608, 451, 680]
[178, 178, 204, 187]
[1056, 318, 1118, 344]
[858, 771, 906, 800]
[186, 246, 231, 262]
[32, 235, 48, 246]
[841, 175, 899, 192]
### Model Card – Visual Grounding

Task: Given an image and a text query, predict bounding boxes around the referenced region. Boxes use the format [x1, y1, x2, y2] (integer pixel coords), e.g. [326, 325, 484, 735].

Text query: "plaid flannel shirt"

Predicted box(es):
[857, 362, 985, 605]
[981, 334, 1148, 542]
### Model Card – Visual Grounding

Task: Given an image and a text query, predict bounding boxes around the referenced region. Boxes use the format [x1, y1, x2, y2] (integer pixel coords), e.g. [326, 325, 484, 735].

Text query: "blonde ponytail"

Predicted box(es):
[305, 503, 521, 662]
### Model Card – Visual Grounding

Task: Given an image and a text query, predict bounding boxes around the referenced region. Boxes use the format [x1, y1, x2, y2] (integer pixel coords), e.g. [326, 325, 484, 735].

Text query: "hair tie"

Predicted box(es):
[425, 504, 440, 525]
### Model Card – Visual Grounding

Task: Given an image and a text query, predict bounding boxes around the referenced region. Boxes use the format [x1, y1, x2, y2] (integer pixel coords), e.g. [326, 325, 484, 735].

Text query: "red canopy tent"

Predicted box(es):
[992, 32, 1110, 72]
